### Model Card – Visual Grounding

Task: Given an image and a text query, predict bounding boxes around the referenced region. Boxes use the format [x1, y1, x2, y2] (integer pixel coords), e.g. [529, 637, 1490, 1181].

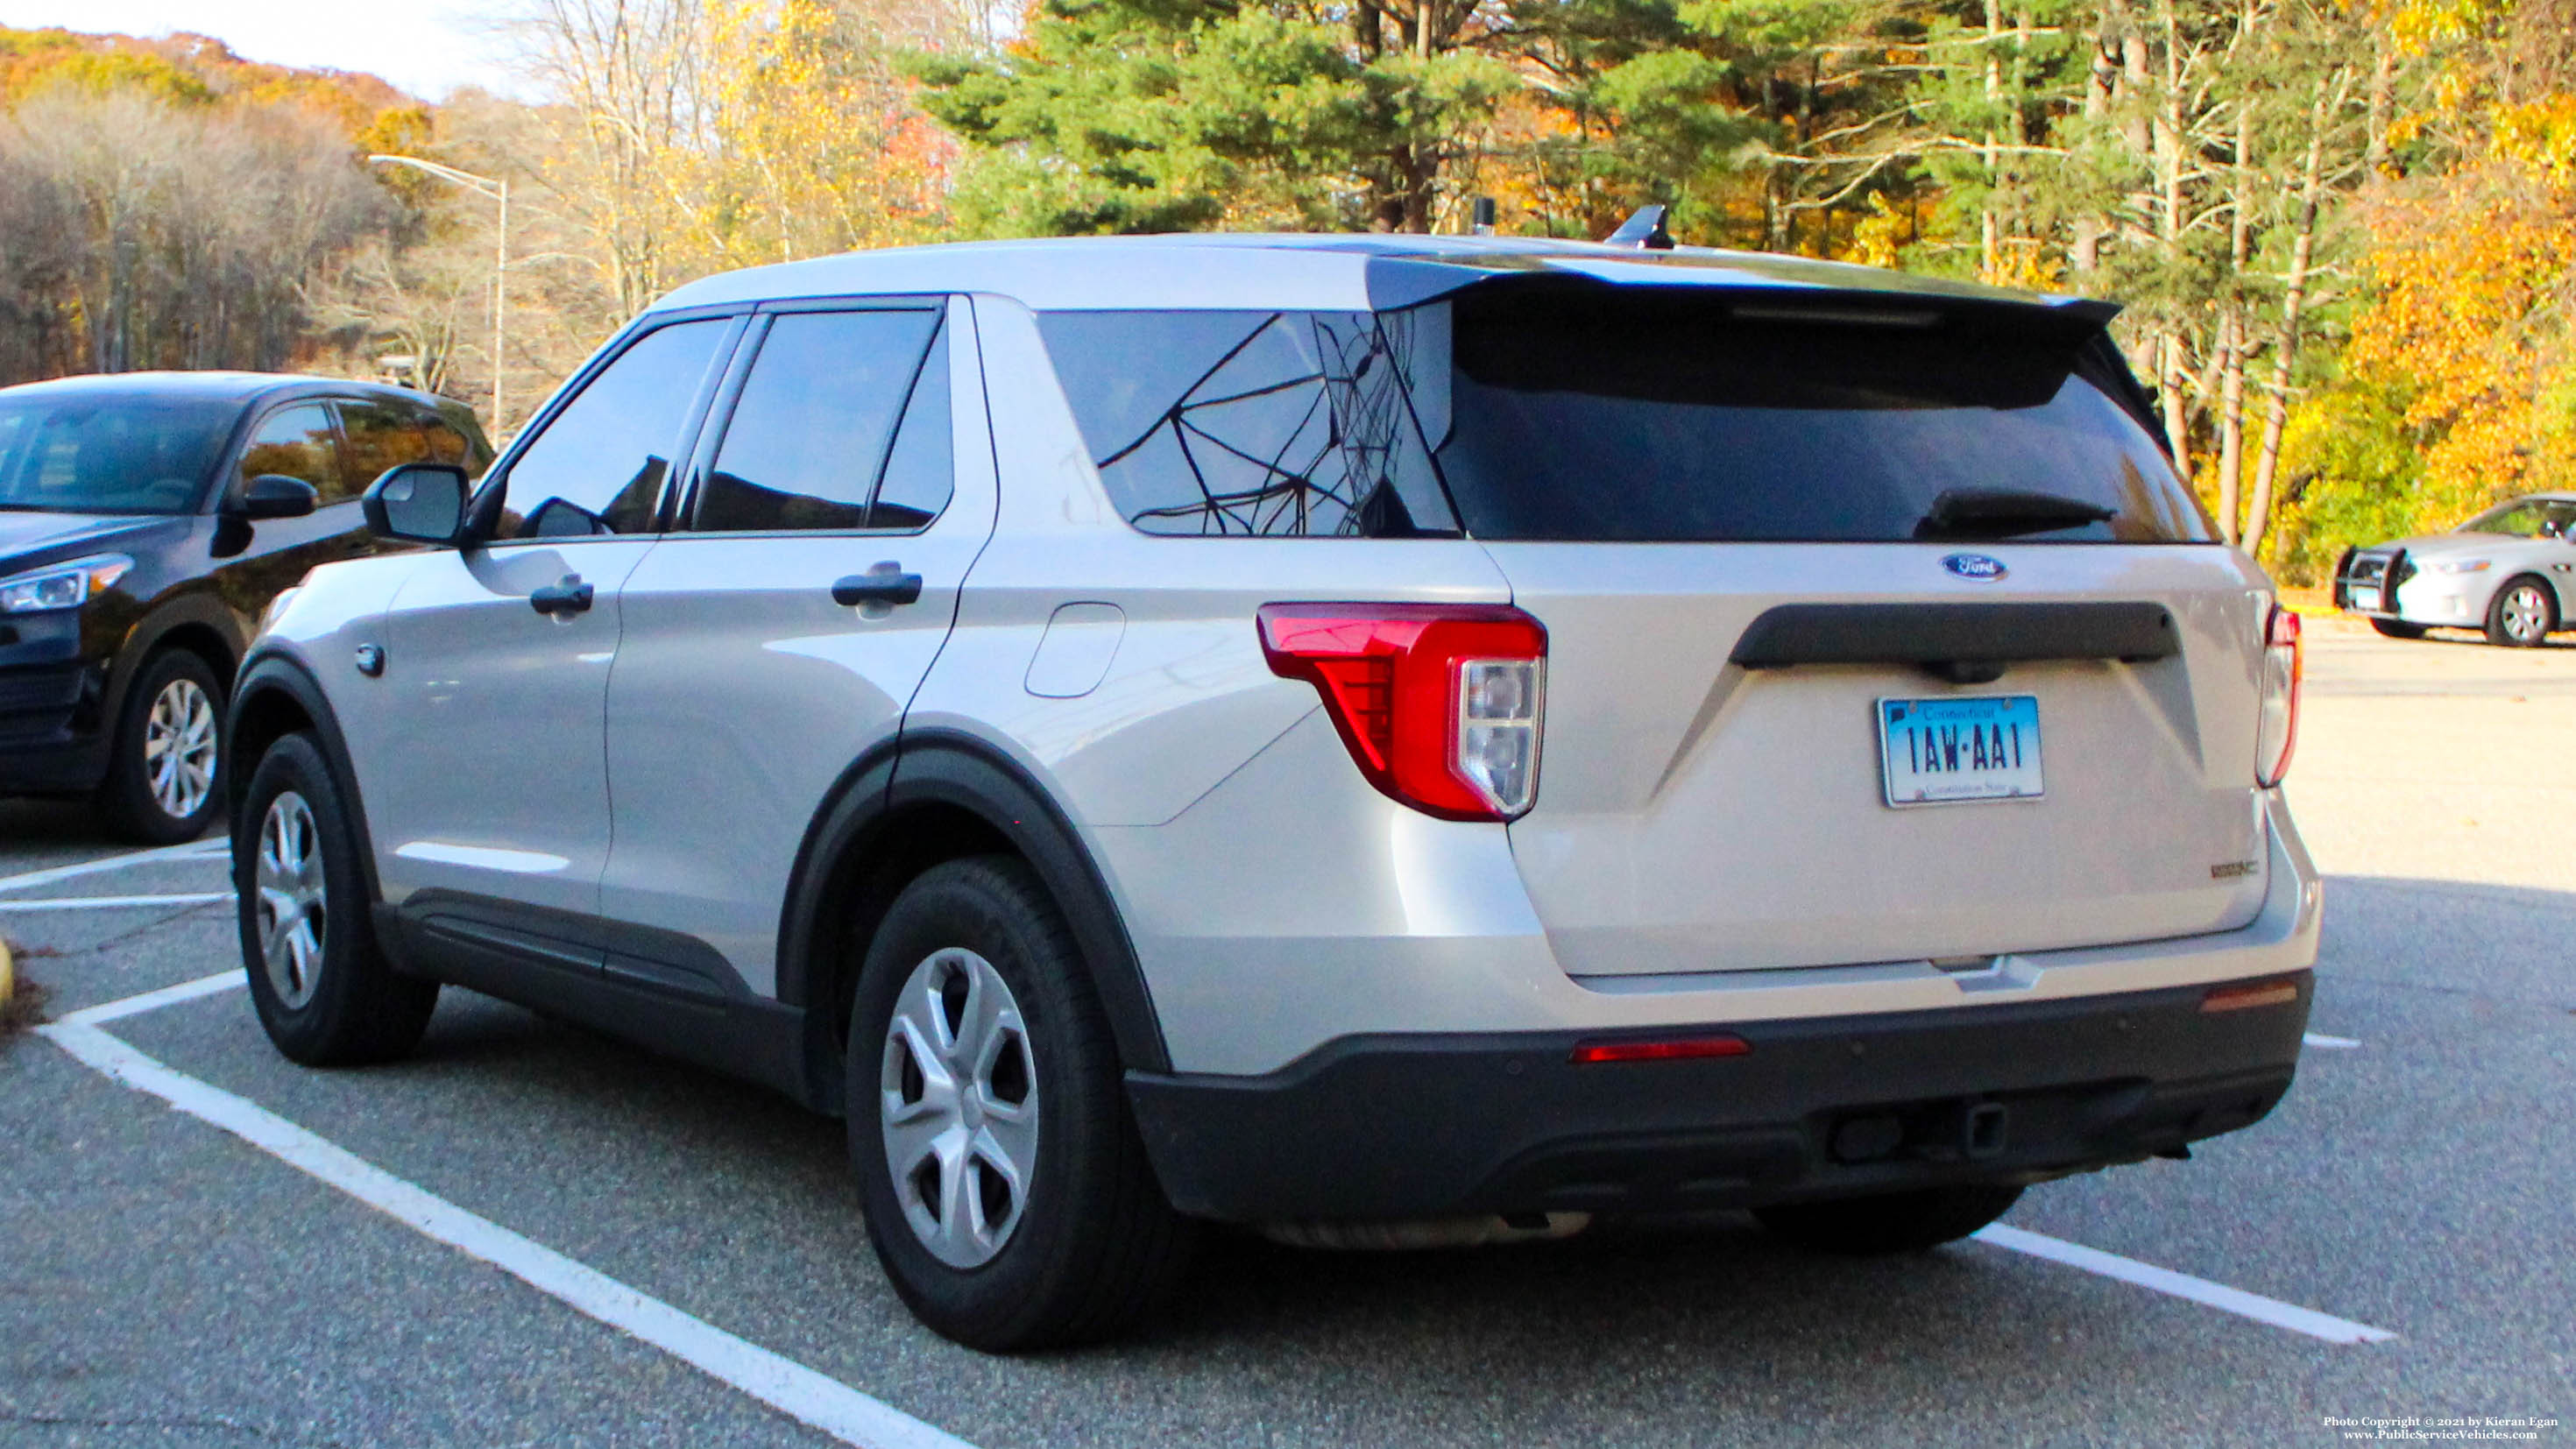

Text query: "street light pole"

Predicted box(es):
[366, 154, 512, 437]
[492, 176, 507, 437]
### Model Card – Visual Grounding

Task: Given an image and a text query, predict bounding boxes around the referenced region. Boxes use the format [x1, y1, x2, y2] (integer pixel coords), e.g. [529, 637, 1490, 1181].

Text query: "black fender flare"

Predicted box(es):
[226, 648, 386, 906]
[776, 728, 1172, 1092]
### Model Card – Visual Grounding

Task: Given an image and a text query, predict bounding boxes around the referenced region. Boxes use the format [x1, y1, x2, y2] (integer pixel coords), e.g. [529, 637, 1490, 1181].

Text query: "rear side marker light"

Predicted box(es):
[1569, 1035, 1752, 1064]
[2255, 604, 2302, 788]
[1257, 603, 1546, 822]
[2200, 979, 2302, 1014]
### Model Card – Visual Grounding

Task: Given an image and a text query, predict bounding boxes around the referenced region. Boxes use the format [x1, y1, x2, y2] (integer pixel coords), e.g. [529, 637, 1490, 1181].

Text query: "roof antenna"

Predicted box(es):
[1603, 205, 1674, 251]
[1470, 196, 1497, 236]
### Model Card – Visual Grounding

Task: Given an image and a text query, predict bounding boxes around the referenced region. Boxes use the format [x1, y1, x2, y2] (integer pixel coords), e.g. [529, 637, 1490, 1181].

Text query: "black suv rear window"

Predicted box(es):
[1430, 286, 2210, 544]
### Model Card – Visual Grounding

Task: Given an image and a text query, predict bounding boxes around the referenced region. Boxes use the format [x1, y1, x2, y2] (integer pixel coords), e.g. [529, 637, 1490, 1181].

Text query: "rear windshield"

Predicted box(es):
[1429, 287, 2211, 544]
[1442, 288, 2204, 545]
[0, 393, 237, 514]
[1038, 289, 2210, 545]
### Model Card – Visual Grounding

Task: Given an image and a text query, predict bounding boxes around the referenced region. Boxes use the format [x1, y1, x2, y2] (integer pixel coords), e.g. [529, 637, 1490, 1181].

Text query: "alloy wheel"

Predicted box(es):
[143, 676, 217, 821]
[255, 790, 327, 1008]
[880, 947, 1039, 1269]
[2502, 583, 2551, 644]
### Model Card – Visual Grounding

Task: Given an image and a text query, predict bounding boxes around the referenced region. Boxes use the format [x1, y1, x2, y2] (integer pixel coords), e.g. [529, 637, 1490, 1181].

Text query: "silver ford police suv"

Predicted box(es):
[228, 234, 2321, 1350]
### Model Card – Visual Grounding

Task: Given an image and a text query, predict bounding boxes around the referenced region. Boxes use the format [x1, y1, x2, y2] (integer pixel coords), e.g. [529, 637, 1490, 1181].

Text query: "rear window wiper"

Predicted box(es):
[1913, 489, 2117, 541]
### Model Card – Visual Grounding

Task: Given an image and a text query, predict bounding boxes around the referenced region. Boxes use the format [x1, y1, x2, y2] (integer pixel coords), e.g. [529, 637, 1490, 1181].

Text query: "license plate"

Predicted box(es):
[1878, 696, 2044, 806]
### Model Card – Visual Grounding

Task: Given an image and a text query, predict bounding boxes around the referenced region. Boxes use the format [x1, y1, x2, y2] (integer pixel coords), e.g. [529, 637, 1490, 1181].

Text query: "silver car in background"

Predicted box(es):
[2333, 493, 2576, 646]
[224, 234, 2321, 1351]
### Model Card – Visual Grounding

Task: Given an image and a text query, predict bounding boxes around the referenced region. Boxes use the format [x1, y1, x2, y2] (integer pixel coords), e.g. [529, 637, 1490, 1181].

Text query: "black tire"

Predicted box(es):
[96, 649, 225, 844]
[846, 855, 1194, 1351]
[2483, 576, 2557, 647]
[2368, 618, 2428, 640]
[236, 732, 437, 1065]
[1753, 1182, 2025, 1255]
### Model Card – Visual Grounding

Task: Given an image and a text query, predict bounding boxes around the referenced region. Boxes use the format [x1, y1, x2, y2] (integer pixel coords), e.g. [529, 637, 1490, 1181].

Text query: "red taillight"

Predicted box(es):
[2256, 604, 2302, 787]
[1569, 1035, 1752, 1064]
[1256, 603, 1546, 822]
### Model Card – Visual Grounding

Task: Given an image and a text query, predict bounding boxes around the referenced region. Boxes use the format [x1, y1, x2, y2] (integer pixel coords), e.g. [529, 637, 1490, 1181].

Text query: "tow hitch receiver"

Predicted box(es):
[1964, 1101, 2010, 1159]
[1829, 1099, 2013, 1163]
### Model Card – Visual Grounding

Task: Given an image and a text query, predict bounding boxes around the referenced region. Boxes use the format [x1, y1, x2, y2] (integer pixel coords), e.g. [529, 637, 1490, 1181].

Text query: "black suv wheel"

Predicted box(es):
[97, 649, 224, 844]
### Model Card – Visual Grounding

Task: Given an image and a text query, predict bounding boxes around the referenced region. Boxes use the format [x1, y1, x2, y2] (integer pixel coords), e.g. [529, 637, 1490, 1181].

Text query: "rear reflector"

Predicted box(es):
[2199, 979, 2302, 1014]
[1568, 1035, 1752, 1064]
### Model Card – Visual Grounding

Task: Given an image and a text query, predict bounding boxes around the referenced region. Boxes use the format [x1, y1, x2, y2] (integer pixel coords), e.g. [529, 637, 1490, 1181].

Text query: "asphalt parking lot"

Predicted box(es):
[3, 618, 2569, 1448]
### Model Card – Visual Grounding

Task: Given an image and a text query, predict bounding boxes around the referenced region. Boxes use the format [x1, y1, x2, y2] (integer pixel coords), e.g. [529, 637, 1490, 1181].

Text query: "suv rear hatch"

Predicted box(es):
[1419, 281, 2274, 978]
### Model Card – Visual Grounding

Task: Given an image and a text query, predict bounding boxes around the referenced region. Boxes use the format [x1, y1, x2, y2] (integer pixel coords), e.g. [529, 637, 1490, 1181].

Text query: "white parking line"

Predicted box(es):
[1974, 1224, 2397, 1344]
[41, 971, 2391, 1445]
[2303, 1033, 2362, 1050]
[59, 970, 244, 1027]
[0, 892, 234, 914]
[39, 992, 980, 1449]
[0, 842, 228, 894]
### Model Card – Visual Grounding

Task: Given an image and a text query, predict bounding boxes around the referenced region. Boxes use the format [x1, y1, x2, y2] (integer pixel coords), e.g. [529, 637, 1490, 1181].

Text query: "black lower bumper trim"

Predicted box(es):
[0, 736, 108, 794]
[1126, 975, 2311, 1221]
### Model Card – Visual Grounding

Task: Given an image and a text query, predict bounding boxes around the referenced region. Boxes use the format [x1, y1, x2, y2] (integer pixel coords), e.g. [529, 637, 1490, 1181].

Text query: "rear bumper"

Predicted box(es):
[1128, 972, 2310, 1222]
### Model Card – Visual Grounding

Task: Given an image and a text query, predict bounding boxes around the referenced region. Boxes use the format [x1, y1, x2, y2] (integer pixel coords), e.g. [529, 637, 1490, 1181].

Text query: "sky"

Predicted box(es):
[0, 0, 520, 102]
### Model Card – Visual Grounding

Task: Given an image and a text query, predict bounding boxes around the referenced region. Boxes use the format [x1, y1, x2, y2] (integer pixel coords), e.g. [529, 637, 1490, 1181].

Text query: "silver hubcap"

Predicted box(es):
[879, 948, 1039, 1269]
[144, 677, 217, 820]
[2503, 585, 2550, 642]
[255, 791, 327, 1008]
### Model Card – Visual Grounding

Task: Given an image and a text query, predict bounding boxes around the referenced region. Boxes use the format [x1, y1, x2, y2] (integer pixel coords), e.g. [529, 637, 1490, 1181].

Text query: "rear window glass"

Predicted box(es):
[1037, 310, 1459, 538]
[1429, 287, 2210, 544]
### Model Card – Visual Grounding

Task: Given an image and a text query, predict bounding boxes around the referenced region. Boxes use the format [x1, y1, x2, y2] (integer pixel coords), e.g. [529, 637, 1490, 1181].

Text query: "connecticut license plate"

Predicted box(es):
[1877, 696, 2044, 807]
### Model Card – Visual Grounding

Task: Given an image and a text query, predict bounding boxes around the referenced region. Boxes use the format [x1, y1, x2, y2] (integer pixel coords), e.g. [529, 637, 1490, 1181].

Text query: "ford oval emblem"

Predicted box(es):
[1943, 553, 2008, 582]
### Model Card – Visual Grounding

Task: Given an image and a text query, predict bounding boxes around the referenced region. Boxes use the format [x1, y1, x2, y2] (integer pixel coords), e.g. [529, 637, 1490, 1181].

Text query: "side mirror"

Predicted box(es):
[232, 474, 318, 521]
[362, 463, 471, 546]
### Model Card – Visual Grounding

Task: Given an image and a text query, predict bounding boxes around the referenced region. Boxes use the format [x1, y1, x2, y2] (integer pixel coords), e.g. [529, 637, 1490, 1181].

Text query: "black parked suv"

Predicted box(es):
[0, 371, 491, 841]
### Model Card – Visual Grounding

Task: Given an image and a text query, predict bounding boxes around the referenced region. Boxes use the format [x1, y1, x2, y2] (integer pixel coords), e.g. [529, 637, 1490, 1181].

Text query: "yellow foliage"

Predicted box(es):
[681, 0, 953, 269]
[2495, 95, 2576, 187]
[2350, 184, 2576, 511]
[1978, 237, 2062, 292]
[1850, 192, 1908, 270]
[2339, 0, 2576, 517]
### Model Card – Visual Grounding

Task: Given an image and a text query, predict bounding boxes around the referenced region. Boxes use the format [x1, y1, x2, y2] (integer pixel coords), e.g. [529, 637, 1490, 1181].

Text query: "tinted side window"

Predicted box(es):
[336, 399, 432, 497]
[2480, 503, 2547, 538]
[425, 399, 496, 479]
[421, 417, 472, 470]
[695, 308, 942, 534]
[239, 403, 344, 501]
[499, 319, 728, 540]
[872, 323, 952, 529]
[1036, 310, 1459, 538]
